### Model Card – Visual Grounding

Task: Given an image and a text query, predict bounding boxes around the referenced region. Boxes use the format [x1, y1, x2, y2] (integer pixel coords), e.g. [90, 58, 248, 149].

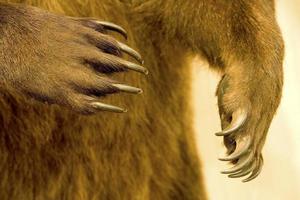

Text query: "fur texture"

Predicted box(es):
[0, 0, 284, 199]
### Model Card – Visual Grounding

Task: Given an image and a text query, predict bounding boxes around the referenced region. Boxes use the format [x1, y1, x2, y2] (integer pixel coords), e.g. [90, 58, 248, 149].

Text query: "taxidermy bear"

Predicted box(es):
[0, 0, 284, 199]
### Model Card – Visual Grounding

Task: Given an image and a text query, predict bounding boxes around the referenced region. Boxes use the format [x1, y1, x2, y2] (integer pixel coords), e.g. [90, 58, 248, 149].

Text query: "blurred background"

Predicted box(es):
[192, 0, 300, 199]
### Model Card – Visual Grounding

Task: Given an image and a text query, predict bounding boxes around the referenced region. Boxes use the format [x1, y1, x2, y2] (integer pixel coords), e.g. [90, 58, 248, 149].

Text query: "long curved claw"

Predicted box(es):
[219, 134, 252, 161]
[228, 157, 257, 178]
[112, 84, 143, 94]
[215, 109, 247, 136]
[243, 155, 263, 182]
[228, 168, 252, 178]
[117, 42, 144, 64]
[221, 151, 254, 174]
[91, 102, 127, 113]
[96, 21, 128, 39]
[123, 61, 148, 75]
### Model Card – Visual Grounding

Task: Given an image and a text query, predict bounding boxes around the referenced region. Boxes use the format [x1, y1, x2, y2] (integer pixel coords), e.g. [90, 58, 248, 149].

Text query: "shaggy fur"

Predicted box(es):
[0, 0, 283, 199]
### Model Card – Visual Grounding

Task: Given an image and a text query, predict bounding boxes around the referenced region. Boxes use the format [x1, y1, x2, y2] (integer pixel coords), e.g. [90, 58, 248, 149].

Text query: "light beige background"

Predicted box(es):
[193, 0, 300, 199]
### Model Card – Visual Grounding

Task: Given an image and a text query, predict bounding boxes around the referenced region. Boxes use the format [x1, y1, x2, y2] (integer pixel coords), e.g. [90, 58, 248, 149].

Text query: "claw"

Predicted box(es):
[123, 61, 148, 75]
[96, 21, 128, 39]
[219, 134, 252, 161]
[91, 102, 127, 113]
[221, 151, 254, 174]
[215, 109, 247, 136]
[112, 84, 143, 94]
[228, 156, 257, 178]
[228, 168, 252, 178]
[117, 42, 144, 64]
[243, 155, 263, 182]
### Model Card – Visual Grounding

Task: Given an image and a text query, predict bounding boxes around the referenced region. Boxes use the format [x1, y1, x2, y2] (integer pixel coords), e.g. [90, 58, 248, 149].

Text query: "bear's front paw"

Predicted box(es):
[0, 4, 148, 114]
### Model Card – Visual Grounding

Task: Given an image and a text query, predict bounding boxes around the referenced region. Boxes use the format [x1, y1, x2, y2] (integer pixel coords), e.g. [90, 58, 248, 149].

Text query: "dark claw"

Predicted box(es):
[117, 42, 144, 64]
[221, 151, 254, 174]
[243, 155, 263, 182]
[91, 102, 127, 113]
[112, 84, 143, 94]
[219, 134, 252, 161]
[96, 21, 128, 39]
[215, 109, 247, 136]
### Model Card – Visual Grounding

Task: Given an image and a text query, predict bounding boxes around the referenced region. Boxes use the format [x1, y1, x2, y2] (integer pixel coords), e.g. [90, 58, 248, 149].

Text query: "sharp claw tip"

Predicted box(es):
[137, 59, 144, 66]
[119, 32, 128, 40]
[220, 170, 228, 174]
[218, 158, 227, 162]
[215, 132, 224, 136]
[144, 69, 149, 75]
[91, 102, 126, 113]
[112, 84, 143, 94]
[219, 155, 241, 161]
[113, 108, 128, 113]
[242, 179, 251, 183]
[218, 157, 231, 161]
[95, 21, 128, 39]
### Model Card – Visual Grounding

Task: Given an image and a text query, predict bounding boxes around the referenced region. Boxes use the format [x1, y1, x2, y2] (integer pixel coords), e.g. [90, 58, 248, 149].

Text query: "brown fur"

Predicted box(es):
[0, 0, 284, 199]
